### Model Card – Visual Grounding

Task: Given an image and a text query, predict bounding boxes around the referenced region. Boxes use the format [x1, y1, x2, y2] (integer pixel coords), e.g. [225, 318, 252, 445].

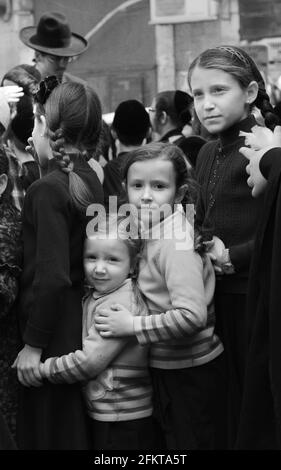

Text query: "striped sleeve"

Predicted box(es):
[41, 323, 128, 384]
[134, 240, 207, 345]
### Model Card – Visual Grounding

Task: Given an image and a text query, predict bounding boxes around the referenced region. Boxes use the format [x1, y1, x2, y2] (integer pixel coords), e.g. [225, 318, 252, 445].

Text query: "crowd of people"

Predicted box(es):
[1, 10, 281, 451]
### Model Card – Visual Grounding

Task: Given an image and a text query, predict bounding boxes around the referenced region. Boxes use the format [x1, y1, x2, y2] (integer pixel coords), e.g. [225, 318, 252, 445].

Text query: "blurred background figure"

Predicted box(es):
[0, 145, 22, 446]
[148, 90, 206, 167]
[19, 11, 88, 83]
[1, 64, 41, 211]
[103, 99, 151, 207]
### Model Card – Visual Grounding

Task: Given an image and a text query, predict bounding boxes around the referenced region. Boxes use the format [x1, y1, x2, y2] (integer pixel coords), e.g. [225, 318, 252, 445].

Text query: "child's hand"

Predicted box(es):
[204, 235, 225, 260]
[95, 304, 134, 337]
[204, 236, 232, 274]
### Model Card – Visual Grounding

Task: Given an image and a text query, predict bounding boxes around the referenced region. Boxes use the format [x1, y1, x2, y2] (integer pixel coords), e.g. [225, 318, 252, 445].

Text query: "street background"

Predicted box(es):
[1, 0, 281, 112]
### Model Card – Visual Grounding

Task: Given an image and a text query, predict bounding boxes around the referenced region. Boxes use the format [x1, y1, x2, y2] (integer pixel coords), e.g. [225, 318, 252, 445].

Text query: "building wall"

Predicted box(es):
[0, 0, 241, 112]
[0, 0, 34, 81]
[175, 0, 240, 91]
[35, 0, 156, 113]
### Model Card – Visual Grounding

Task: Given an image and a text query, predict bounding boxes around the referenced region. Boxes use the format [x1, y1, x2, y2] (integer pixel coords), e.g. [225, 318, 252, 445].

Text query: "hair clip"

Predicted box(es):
[34, 75, 60, 105]
[217, 46, 250, 67]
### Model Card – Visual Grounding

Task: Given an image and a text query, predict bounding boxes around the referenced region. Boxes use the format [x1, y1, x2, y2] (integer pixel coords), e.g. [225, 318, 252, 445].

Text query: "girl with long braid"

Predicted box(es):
[12, 77, 104, 449]
[188, 46, 280, 448]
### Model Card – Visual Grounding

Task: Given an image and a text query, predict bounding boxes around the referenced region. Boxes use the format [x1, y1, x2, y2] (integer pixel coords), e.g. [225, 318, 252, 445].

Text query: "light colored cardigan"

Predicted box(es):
[41, 279, 152, 422]
[134, 209, 224, 369]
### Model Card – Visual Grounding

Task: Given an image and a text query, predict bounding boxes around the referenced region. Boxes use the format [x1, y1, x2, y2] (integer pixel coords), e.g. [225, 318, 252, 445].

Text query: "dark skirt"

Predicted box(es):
[151, 354, 226, 450]
[214, 292, 247, 449]
[17, 286, 91, 450]
[17, 381, 90, 450]
[0, 410, 17, 450]
[90, 417, 155, 450]
[0, 307, 20, 439]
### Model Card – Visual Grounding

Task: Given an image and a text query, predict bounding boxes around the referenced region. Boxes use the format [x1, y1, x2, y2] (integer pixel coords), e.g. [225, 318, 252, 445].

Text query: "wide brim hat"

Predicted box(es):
[19, 11, 88, 57]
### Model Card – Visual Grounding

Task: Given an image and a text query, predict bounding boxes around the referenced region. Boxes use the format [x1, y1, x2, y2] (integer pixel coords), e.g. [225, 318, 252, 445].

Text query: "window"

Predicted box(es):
[150, 0, 219, 24]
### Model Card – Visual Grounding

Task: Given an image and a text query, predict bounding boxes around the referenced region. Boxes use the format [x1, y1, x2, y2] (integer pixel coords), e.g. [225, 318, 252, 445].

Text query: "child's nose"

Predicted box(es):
[94, 261, 106, 274]
[141, 187, 153, 203]
[203, 96, 215, 110]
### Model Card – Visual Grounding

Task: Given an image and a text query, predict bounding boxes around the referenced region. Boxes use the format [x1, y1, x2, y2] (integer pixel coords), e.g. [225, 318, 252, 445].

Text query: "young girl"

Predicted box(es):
[39, 215, 154, 450]
[0, 146, 22, 445]
[187, 45, 280, 448]
[12, 77, 104, 449]
[94, 142, 225, 450]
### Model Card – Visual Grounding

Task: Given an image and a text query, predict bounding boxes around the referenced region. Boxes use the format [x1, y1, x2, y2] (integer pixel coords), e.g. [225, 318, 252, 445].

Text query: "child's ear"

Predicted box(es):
[111, 129, 117, 141]
[160, 111, 167, 125]
[0, 173, 8, 197]
[246, 81, 259, 105]
[175, 184, 188, 203]
[38, 114, 47, 137]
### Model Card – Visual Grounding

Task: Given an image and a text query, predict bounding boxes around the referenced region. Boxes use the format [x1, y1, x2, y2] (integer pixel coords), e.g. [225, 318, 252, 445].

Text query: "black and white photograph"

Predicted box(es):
[0, 0, 281, 459]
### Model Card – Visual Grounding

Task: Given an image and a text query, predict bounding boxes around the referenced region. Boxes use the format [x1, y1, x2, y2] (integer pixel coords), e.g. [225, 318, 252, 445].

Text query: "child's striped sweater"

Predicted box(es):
[135, 209, 223, 369]
[41, 279, 152, 422]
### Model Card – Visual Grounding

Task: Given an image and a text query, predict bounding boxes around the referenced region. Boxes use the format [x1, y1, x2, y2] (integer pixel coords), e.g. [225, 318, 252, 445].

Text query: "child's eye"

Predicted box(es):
[84, 255, 96, 261]
[108, 257, 118, 262]
[193, 91, 203, 99]
[213, 87, 225, 94]
[154, 184, 165, 189]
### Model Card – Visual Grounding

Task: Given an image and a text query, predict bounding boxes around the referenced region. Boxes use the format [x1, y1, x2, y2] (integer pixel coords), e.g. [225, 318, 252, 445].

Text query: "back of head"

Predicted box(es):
[2, 64, 40, 96]
[112, 99, 150, 146]
[155, 90, 193, 128]
[188, 45, 280, 131]
[34, 78, 103, 213]
[44, 81, 102, 156]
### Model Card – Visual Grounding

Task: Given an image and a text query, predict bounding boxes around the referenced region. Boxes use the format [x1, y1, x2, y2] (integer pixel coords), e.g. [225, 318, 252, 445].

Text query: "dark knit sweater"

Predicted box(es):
[195, 115, 262, 293]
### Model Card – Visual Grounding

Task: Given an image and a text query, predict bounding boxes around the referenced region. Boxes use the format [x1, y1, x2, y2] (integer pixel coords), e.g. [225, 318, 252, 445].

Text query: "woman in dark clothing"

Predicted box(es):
[13, 77, 104, 449]
[236, 128, 281, 449]
[0, 146, 22, 445]
[188, 45, 279, 448]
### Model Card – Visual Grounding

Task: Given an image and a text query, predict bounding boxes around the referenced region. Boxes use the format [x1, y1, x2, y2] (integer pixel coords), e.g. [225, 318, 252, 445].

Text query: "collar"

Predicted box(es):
[219, 114, 257, 150]
[160, 127, 183, 142]
[141, 206, 192, 241]
[86, 278, 132, 300]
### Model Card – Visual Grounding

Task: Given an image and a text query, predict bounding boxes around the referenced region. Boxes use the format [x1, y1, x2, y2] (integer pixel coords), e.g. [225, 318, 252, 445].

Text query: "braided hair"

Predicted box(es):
[34, 77, 103, 213]
[188, 45, 280, 131]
